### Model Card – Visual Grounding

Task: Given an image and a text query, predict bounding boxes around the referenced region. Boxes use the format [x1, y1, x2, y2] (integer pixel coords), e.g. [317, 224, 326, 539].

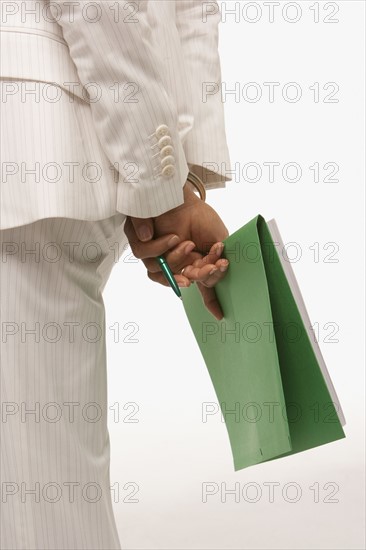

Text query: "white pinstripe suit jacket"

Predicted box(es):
[0, 0, 232, 229]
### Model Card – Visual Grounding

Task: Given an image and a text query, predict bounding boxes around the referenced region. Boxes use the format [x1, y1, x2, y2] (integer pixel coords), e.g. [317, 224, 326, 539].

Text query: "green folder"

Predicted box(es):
[181, 215, 346, 471]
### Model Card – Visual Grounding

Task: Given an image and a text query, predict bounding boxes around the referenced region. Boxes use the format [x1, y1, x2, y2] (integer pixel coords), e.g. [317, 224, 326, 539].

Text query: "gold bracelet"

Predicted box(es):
[186, 171, 206, 202]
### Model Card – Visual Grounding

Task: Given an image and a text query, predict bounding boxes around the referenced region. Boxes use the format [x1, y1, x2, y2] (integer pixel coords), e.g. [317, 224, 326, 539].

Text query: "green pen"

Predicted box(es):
[156, 255, 182, 299]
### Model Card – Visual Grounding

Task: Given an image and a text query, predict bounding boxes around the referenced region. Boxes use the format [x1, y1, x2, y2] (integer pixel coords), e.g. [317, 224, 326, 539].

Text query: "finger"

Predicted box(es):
[124, 218, 181, 260]
[143, 240, 202, 274]
[197, 241, 226, 267]
[199, 259, 229, 288]
[181, 241, 226, 272]
[165, 242, 203, 270]
[197, 283, 224, 320]
[179, 258, 229, 287]
[129, 216, 154, 242]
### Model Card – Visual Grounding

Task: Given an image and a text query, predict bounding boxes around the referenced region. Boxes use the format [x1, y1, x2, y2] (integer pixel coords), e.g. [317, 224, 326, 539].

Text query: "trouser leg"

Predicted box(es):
[0, 214, 126, 550]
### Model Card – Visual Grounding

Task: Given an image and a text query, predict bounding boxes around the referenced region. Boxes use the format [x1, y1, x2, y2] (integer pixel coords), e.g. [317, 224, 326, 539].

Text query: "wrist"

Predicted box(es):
[182, 182, 200, 206]
[183, 180, 196, 197]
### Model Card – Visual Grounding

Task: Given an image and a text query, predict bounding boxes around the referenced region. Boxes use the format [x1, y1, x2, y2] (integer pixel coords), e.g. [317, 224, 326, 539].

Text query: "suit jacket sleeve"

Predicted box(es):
[50, 0, 189, 218]
[175, 1, 232, 189]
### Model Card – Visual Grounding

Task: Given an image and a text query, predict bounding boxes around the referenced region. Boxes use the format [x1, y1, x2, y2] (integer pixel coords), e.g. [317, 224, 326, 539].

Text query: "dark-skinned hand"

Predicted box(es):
[124, 183, 229, 320]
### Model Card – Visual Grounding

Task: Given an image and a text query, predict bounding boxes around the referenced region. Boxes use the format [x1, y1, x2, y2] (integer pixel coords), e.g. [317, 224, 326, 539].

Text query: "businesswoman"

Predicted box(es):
[0, 1, 232, 548]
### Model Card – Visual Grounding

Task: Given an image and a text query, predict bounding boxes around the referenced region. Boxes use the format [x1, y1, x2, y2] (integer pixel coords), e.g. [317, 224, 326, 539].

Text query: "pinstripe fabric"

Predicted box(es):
[1, 0, 232, 229]
[0, 213, 127, 549]
[1, 79, 123, 230]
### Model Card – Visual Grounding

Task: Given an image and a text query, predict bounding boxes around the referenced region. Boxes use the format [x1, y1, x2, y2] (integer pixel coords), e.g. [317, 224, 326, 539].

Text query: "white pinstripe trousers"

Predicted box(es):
[0, 213, 127, 549]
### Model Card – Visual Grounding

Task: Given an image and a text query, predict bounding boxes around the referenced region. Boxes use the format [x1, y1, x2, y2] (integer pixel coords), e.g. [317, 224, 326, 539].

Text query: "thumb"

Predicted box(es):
[130, 217, 154, 242]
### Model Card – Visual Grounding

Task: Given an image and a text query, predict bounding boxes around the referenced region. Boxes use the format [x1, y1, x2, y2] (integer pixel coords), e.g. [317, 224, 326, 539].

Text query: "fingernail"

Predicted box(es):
[185, 242, 196, 255]
[178, 281, 190, 287]
[215, 242, 225, 255]
[219, 265, 228, 272]
[209, 267, 218, 275]
[168, 235, 180, 247]
[138, 225, 152, 241]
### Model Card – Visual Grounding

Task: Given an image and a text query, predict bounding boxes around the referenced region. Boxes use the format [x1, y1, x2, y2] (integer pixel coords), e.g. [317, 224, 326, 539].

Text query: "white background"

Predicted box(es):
[104, 2, 365, 548]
